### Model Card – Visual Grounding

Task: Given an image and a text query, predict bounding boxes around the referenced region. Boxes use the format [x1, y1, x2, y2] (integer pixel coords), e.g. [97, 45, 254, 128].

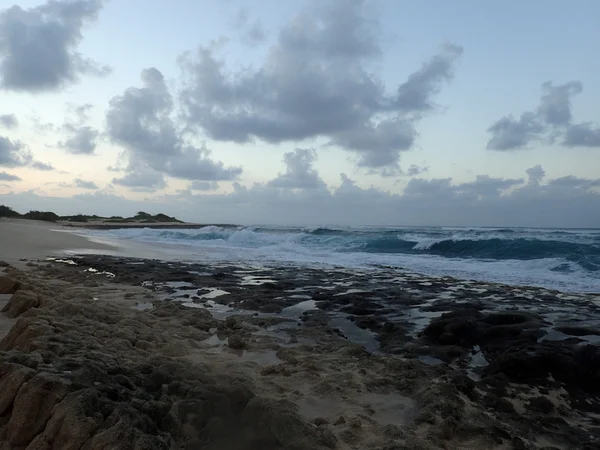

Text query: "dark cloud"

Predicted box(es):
[487, 81, 600, 150]
[74, 178, 98, 189]
[179, 0, 461, 170]
[0, 171, 20, 181]
[0, 135, 31, 167]
[0, 0, 110, 92]
[0, 114, 18, 129]
[30, 161, 55, 171]
[106, 67, 242, 183]
[268, 149, 326, 189]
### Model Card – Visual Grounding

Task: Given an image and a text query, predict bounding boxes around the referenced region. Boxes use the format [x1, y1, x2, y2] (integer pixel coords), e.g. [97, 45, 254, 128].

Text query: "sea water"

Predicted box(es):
[82, 225, 600, 293]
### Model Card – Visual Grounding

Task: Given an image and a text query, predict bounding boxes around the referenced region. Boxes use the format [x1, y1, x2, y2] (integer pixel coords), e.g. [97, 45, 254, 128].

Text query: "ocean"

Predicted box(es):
[85, 225, 600, 293]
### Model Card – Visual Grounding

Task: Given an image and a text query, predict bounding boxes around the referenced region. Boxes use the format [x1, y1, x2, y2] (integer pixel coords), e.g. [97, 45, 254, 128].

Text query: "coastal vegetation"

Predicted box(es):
[0, 205, 183, 224]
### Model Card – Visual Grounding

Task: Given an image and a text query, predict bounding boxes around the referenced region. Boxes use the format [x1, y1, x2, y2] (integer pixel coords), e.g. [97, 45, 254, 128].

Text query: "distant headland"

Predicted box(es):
[0, 205, 237, 229]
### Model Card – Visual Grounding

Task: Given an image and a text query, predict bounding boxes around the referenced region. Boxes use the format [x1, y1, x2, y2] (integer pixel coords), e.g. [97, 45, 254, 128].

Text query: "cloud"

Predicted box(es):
[537, 81, 582, 126]
[486, 112, 544, 150]
[563, 122, 600, 148]
[58, 125, 99, 154]
[4, 166, 598, 228]
[404, 177, 452, 196]
[526, 164, 545, 185]
[56, 104, 99, 154]
[0, 135, 31, 167]
[268, 148, 326, 189]
[190, 181, 218, 191]
[0, 114, 18, 129]
[106, 67, 242, 185]
[234, 8, 266, 46]
[74, 178, 98, 189]
[30, 161, 55, 171]
[0, 171, 20, 181]
[0, 0, 110, 92]
[487, 81, 600, 150]
[453, 175, 524, 197]
[395, 43, 463, 112]
[406, 164, 428, 176]
[179, 0, 461, 170]
[112, 166, 167, 192]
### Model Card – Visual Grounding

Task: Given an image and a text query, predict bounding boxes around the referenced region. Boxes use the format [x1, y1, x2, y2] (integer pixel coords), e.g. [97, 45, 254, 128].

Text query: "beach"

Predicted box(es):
[0, 219, 599, 449]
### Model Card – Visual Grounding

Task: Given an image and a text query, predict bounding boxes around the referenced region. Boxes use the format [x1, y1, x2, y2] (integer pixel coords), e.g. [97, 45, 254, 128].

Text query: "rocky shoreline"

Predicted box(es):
[0, 255, 599, 449]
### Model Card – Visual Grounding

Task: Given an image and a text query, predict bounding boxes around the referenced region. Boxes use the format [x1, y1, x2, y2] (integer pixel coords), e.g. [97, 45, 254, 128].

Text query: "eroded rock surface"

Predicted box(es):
[0, 270, 333, 450]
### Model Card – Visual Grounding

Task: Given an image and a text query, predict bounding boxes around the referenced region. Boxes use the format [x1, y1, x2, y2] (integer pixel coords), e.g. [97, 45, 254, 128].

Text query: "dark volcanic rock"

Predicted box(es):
[483, 343, 600, 398]
[555, 326, 600, 337]
[0, 276, 21, 295]
[421, 309, 482, 347]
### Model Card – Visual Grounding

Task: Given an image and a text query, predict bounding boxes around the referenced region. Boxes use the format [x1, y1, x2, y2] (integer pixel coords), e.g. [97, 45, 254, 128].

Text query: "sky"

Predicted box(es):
[0, 0, 599, 227]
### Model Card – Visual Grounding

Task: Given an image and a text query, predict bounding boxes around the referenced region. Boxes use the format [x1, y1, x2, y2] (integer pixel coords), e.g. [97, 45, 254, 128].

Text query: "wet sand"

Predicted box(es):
[0, 220, 599, 449]
[0, 218, 115, 264]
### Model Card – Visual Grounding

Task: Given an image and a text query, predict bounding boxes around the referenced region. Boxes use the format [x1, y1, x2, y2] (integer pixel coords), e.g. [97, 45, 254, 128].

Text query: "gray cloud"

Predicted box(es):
[453, 175, 524, 197]
[548, 175, 600, 190]
[74, 178, 98, 189]
[190, 181, 218, 191]
[57, 104, 99, 154]
[395, 44, 463, 111]
[563, 122, 600, 148]
[406, 164, 429, 176]
[487, 81, 600, 150]
[179, 0, 461, 170]
[31, 161, 55, 171]
[58, 125, 99, 154]
[106, 67, 242, 184]
[526, 165, 545, 185]
[268, 148, 326, 189]
[234, 8, 266, 46]
[538, 81, 582, 126]
[0, 114, 18, 129]
[0, 171, 20, 181]
[2, 166, 599, 228]
[0, 0, 110, 92]
[0, 135, 31, 167]
[486, 112, 543, 150]
[112, 166, 167, 192]
[404, 178, 452, 196]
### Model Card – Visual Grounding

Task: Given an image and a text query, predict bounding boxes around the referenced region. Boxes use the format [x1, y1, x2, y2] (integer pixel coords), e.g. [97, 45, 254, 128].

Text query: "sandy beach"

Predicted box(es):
[0, 219, 116, 264]
[0, 219, 599, 449]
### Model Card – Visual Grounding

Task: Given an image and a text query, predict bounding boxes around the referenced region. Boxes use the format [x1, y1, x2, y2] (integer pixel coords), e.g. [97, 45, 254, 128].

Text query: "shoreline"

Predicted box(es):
[60, 221, 239, 230]
[0, 218, 116, 265]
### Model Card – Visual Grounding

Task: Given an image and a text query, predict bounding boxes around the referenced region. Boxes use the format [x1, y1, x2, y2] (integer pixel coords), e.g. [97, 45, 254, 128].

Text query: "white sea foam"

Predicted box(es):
[82, 226, 600, 293]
